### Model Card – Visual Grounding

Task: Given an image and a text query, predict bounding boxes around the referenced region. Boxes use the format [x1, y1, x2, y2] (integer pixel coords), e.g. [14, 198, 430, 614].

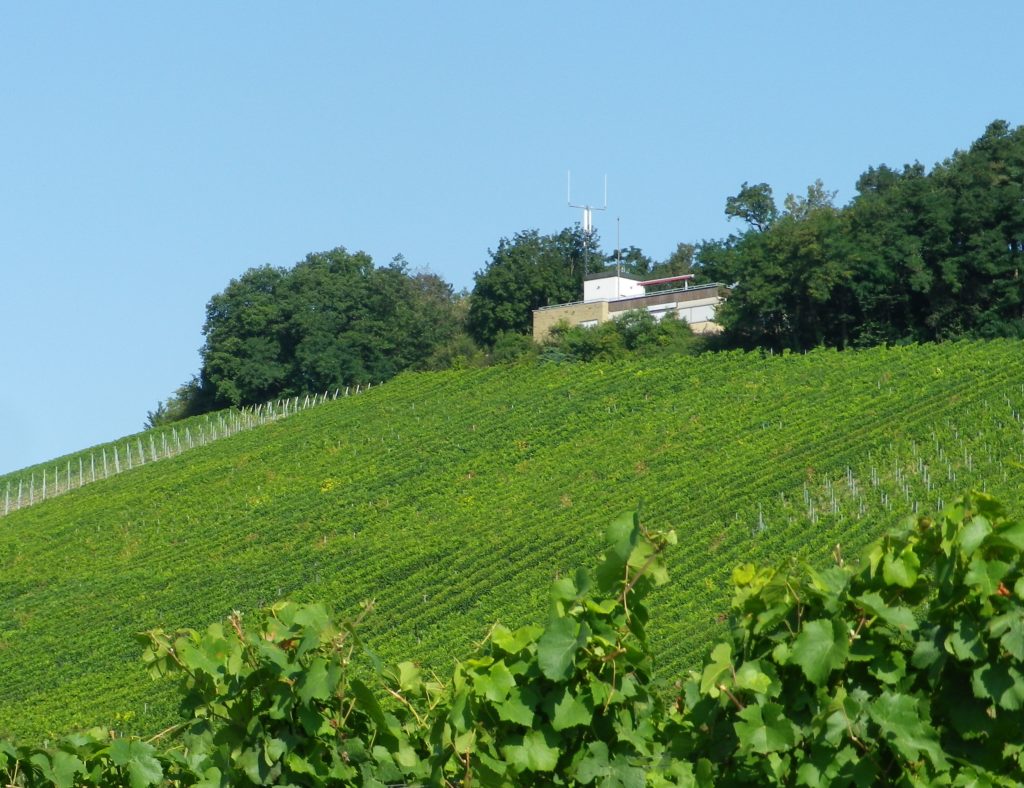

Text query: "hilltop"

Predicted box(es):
[2, 340, 1023, 740]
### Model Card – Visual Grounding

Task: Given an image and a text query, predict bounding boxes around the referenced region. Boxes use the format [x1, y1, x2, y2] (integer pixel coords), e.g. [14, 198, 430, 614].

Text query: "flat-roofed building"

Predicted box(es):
[532, 271, 728, 342]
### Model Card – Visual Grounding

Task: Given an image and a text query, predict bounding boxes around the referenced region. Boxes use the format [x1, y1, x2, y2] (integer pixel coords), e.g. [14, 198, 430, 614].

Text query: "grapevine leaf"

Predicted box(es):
[296, 657, 335, 703]
[868, 649, 907, 685]
[882, 546, 920, 588]
[991, 520, 1024, 551]
[790, 619, 849, 686]
[965, 556, 1010, 596]
[49, 751, 86, 788]
[734, 702, 796, 755]
[475, 660, 516, 702]
[395, 661, 422, 694]
[537, 617, 588, 681]
[971, 663, 1024, 710]
[491, 624, 542, 655]
[735, 660, 773, 695]
[575, 741, 609, 783]
[608, 754, 647, 788]
[856, 592, 917, 632]
[990, 612, 1024, 660]
[958, 515, 992, 556]
[496, 686, 538, 727]
[700, 642, 733, 696]
[946, 618, 986, 662]
[596, 511, 638, 592]
[350, 678, 388, 730]
[549, 687, 593, 731]
[502, 729, 560, 773]
[868, 691, 948, 769]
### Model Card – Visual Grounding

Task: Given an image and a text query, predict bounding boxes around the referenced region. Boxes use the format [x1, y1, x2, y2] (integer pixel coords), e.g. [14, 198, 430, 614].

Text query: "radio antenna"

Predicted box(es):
[567, 171, 607, 274]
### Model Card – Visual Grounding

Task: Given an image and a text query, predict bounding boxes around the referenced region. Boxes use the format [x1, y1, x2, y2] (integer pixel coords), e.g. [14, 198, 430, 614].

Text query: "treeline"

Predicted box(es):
[702, 119, 1024, 350]
[152, 120, 1023, 423]
[149, 230, 695, 423]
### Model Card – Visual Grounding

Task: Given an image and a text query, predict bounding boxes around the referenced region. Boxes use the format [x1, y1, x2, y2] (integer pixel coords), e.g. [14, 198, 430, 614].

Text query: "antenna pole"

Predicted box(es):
[567, 172, 609, 277]
[616, 217, 621, 276]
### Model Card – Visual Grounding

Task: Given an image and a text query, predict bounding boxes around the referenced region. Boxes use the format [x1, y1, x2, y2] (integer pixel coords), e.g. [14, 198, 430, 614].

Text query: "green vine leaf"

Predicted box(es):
[537, 617, 589, 681]
[502, 729, 560, 773]
[790, 618, 849, 686]
[868, 691, 948, 770]
[734, 702, 796, 755]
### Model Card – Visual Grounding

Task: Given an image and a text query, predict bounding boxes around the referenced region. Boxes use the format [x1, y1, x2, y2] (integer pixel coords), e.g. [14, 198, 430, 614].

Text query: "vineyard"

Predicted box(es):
[1, 340, 1023, 742]
[0, 385, 376, 516]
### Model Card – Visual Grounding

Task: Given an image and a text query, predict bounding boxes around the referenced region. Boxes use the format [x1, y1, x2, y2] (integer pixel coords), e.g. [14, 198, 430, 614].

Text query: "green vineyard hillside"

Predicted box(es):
[2, 341, 1023, 740]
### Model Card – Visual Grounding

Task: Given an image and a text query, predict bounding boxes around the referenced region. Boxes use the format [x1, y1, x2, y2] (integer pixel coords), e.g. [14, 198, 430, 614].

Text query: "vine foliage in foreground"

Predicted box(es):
[670, 491, 1024, 785]
[4, 494, 1024, 785]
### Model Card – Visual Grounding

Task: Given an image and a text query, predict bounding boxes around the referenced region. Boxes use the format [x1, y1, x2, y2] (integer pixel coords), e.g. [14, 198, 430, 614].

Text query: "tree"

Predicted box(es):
[467, 227, 594, 346]
[601, 245, 655, 277]
[725, 181, 778, 232]
[702, 185, 853, 350]
[161, 247, 467, 414]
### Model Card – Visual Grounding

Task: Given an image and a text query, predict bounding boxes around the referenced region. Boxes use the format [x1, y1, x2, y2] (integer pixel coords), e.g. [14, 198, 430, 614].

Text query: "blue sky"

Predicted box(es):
[0, 2, 1020, 474]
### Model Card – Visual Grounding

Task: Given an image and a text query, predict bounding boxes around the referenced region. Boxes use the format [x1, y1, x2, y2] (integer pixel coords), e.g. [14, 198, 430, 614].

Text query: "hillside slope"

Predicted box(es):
[2, 341, 1023, 740]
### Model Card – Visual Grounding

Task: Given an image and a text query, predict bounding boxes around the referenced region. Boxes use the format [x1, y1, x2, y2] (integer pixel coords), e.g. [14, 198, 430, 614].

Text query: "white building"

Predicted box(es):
[532, 271, 727, 342]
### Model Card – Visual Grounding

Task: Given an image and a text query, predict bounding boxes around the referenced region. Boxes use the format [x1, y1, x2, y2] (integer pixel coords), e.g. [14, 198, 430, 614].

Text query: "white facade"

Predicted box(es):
[638, 297, 719, 325]
[583, 274, 646, 303]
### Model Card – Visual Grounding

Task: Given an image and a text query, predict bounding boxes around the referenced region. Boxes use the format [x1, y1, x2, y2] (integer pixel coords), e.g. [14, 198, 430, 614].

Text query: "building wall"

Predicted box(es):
[533, 300, 609, 342]
[533, 284, 727, 342]
[583, 275, 645, 303]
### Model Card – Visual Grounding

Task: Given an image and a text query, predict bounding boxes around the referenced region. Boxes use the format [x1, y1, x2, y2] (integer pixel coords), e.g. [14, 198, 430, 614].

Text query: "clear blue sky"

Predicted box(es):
[1, 2, 1019, 475]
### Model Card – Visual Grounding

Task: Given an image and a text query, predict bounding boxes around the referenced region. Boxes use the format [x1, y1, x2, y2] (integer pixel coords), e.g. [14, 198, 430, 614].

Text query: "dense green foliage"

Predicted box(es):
[672, 491, 1024, 784]
[540, 311, 703, 363]
[2, 342, 1024, 743]
[701, 120, 1024, 350]
[467, 227, 594, 347]
[157, 248, 465, 414]
[6, 495, 1024, 784]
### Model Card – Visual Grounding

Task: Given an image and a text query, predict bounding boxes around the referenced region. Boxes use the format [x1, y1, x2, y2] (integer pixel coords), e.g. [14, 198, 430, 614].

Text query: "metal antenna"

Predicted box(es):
[616, 216, 621, 277]
[567, 172, 608, 274]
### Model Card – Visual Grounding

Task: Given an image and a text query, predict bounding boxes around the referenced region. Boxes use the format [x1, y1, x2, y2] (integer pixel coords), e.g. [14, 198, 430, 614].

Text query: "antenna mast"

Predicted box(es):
[567, 171, 607, 274]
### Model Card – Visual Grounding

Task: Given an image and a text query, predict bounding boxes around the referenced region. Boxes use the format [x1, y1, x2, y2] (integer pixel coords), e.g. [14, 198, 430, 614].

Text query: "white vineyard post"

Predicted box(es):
[185, 428, 192, 449]
[30, 474, 35, 506]
[78, 457, 83, 488]
[42, 468, 47, 500]
[126, 443, 133, 470]
[113, 446, 121, 474]
[4, 482, 9, 515]
[137, 437, 145, 464]
[174, 428, 181, 453]
[17, 479, 23, 509]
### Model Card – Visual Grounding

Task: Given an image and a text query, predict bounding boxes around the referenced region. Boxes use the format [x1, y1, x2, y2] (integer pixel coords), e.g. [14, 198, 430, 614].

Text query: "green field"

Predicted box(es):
[2, 340, 1023, 741]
